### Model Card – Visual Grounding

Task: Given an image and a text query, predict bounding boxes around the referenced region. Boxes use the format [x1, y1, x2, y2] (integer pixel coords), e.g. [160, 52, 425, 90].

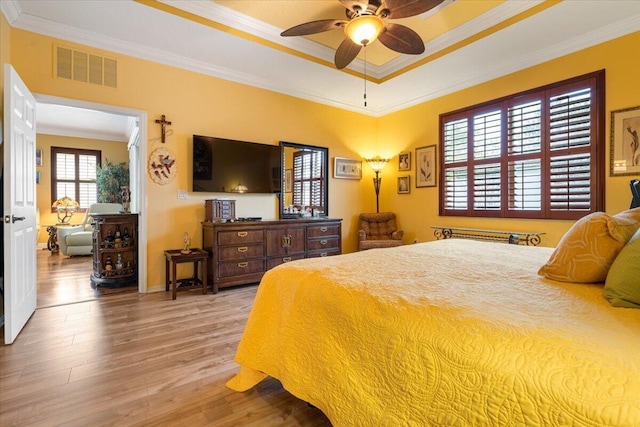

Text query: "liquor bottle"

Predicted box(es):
[104, 256, 113, 271]
[115, 253, 123, 270]
[114, 225, 122, 248]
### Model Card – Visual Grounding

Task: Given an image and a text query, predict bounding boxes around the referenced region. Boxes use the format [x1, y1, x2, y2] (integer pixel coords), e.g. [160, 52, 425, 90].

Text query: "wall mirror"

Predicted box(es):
[279, 141, 329, 219]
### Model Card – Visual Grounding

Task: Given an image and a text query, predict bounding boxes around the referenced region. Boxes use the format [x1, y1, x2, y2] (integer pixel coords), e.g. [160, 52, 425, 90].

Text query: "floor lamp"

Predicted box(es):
[365, 158, 389, 213]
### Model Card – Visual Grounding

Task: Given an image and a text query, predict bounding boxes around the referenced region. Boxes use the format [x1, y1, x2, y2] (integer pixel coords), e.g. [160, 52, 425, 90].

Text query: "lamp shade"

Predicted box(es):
[365, 157, 389, 172]
[52, 196, 79, 210]
[232, 184, 248, 193]
[344, 15, 384, 46]
[52, 196, 79, 224]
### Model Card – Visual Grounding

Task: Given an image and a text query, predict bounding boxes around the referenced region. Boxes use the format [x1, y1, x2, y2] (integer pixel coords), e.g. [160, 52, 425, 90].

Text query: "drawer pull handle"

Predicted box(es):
[283, 257, 292, 262]
[320, 227, 328, 232]
[320, 239, 327, 245]
[281, 235, 292, 247]
[320, 252, 328, 257]
[238, 262, 248, 268]
[237, 247, 248, 253]
[237, 231, 248, 238]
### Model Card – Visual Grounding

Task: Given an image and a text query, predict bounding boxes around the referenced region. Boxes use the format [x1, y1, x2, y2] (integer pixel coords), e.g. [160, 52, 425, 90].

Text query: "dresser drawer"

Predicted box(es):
[307, 224, 340, 238]
[306, 249, 340, 258]
[218, 244, 264, 261]
[266, 228, 305, 256]
[307, 237, 340, 251]
[218, 259, 265, 278]
[218, 229, 264, 245]
[267, 254, 305, 270]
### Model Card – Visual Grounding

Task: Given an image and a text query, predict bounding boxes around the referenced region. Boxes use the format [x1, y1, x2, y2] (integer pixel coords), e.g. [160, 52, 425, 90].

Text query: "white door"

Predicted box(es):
[3, 64, 37, 344]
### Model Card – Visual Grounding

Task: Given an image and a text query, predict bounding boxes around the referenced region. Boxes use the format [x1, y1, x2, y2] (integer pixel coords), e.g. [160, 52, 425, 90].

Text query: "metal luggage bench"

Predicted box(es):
[432, 226, 544, 246]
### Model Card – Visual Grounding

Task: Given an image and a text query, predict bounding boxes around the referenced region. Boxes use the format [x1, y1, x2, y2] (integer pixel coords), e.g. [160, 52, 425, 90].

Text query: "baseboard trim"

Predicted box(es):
[147, 284, 166, 293]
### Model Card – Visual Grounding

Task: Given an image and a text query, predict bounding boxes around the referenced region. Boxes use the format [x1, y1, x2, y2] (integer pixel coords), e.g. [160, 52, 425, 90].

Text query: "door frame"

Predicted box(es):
[35, 94, 148, 292]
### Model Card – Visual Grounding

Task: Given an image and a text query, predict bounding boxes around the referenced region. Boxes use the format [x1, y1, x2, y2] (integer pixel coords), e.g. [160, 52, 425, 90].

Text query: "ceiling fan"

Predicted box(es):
[281, 0, 445, 69]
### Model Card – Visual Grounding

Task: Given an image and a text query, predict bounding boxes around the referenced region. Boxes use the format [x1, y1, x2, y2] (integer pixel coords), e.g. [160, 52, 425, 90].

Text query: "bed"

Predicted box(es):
[227, 237, 640, 426]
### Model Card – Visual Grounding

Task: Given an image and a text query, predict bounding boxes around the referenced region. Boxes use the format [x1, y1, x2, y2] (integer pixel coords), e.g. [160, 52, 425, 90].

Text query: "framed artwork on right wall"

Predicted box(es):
[415, 145, 436, 187]
[398, 151, 411, 171]
[610, 105, 640, 176]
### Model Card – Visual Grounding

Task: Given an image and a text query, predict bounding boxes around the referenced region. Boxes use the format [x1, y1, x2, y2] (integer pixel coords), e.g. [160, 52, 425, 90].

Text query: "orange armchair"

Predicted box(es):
[358, 212, 405, 251]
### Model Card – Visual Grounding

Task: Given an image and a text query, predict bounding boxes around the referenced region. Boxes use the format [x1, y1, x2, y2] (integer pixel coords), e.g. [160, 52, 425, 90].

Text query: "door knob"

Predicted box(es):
[5, 215, 26, 223]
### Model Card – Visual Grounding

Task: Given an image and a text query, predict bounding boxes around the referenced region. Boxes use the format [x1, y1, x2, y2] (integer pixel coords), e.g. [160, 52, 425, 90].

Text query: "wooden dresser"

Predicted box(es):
[202, 218, 342, 291]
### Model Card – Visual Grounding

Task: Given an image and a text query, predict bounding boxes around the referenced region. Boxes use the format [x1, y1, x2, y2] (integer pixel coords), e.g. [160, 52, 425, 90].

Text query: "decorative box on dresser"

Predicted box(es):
[202, 218, 342, 291]
[90, 213, 138, 288]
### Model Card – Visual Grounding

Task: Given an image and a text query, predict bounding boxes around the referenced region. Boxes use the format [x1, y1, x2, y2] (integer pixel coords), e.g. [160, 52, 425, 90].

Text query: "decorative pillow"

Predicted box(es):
[604, 228, 640, 308]
[538, 208, 640, 283]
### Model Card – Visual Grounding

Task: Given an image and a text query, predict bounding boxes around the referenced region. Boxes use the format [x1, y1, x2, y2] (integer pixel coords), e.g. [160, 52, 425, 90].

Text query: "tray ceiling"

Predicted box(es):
[3, 0, 640, 120]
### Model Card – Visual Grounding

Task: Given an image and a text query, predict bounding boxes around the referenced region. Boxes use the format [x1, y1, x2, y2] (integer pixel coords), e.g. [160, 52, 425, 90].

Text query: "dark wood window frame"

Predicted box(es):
[50, 147, 102, 213]
[439, 70, 605, 220]
[292, 150, 325, 212]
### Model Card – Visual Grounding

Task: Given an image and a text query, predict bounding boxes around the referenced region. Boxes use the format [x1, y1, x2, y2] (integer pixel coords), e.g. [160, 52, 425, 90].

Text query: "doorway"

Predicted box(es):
[33, 95, 148, 307]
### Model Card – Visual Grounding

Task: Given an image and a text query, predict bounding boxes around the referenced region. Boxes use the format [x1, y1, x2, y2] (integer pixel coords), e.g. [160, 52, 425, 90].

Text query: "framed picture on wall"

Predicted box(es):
[398, 152, 411, 171]
[415, 145, 436, 188]
[334, 157, 362, 179]
[610, 105, 640, 176]
[398, 176, 410, 194]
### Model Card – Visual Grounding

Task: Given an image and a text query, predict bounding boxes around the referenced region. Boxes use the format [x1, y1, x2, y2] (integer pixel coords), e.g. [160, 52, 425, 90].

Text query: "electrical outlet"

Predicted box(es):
[177, 190, 188, 200]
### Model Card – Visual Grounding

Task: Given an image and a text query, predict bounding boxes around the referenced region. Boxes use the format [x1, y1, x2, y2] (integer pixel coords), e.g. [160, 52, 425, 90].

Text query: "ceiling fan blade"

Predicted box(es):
[335, 38, 362, 69]
[339, 0, 371, 16]
[379, 0, 445, 19]
[281, 19, 345, 37]
[378, 23, 425, 54]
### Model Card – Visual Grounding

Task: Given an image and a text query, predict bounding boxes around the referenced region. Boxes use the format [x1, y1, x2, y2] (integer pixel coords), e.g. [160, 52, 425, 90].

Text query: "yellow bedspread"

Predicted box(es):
[227, 240, 640, 426]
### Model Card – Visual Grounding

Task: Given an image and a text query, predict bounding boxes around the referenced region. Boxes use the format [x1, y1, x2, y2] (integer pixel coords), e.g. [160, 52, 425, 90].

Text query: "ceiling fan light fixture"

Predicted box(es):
[344, 15, 384, 46]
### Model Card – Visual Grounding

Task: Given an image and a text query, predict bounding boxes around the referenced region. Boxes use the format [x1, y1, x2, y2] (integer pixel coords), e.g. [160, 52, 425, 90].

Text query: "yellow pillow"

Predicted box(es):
[538, 208, 640, 283]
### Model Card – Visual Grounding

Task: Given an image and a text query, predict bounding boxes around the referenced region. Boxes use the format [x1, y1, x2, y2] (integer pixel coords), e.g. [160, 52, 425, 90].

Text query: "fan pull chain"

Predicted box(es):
[363, 47, 367, 107]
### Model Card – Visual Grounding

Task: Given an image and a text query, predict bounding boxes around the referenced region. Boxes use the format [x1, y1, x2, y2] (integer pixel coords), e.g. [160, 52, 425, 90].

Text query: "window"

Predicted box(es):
[51, 147, 101, 211]
[292, 149, 325, 213]
[440, 70, 605, 220]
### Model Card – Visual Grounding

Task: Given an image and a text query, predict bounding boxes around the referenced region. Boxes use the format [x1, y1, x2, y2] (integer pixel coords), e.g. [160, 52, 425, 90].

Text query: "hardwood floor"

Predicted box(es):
[37, 248, 136, 308]
[1, 254, 333, 426]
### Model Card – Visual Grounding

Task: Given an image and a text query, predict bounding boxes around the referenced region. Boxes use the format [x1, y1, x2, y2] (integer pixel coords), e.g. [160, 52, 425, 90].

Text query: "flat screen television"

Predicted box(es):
[192, 135, 281, 194]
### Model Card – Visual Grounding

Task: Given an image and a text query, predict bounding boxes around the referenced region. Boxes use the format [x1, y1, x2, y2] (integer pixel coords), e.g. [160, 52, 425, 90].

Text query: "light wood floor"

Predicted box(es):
[1, 252, 332, 426]
[36, 248, 136, 308]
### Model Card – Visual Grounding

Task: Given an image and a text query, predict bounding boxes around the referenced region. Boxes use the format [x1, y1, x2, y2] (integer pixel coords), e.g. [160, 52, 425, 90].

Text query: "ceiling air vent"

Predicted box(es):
[55, 45, 118, 88]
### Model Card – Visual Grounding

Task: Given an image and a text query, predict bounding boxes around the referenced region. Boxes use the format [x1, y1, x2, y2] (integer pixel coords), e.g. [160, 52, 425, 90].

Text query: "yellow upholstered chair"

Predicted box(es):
[358, 212, 405, 251]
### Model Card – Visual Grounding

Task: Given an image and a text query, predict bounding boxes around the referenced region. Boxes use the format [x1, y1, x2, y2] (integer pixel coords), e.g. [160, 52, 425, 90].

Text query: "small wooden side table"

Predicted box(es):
[164, 248, 209, 300]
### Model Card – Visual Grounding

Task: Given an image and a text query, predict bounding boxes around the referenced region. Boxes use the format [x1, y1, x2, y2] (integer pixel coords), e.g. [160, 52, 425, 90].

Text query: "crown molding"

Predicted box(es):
[4, 0, 640, 118]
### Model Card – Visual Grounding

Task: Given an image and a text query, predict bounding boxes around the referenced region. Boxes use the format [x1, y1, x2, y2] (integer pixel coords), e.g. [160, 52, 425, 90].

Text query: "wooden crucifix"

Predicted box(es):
[155, 115, 172, 143]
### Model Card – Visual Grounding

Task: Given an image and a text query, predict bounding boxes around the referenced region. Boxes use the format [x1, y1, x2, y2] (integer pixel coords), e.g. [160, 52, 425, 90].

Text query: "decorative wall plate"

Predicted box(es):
[149, 147, 177, 185]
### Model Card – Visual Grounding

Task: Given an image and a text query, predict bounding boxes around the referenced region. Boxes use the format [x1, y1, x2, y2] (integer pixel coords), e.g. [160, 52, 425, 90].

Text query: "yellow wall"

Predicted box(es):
[5, 25, 640, 289]
[35, 134, 129, 241]
[8, 28, 379, 288]
[379, 31, 640, 247]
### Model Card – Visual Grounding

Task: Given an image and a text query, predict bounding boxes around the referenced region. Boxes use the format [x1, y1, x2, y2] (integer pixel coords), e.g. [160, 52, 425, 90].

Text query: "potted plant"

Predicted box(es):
[96, 159, 130, 205]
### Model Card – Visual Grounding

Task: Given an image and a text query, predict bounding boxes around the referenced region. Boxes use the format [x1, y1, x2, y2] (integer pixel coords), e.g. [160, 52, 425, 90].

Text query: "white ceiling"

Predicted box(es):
[36, 103, 137, 143]
[2, 0, 640, 139]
